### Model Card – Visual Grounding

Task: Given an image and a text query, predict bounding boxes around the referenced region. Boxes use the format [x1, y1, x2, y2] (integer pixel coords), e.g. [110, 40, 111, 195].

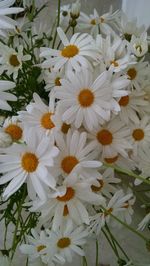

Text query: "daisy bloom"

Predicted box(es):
[50, 129, 102, 181]
[0, 44, 31, 79]
[78, 7, 120, 37]
[90, 189, 134, 234]
[124, 60, 149, 91]
[43, 220, 88, 265]
[89, 116, 131, 159]
[18, 93, 57, 142]
[0, 0, 24, 32]
[130, 32, 148, 58]
[31, 177, 104, 230]
[0, 80, 16, 111]
[138, 212, 150, 231]
[118, 90, 148, 125]
[40, 27, 98, 73]
[0, 133, 59, 200]
[3, 116, 23, 143]
[43, 68, 64, 94]
[90, 167, 121, 198]
[55, 69, 113, 131]
[129, 115, 150, 156]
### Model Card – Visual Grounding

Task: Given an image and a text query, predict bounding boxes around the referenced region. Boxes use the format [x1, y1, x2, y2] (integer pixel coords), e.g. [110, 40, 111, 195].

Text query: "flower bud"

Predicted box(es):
[70, 0, 81, 19]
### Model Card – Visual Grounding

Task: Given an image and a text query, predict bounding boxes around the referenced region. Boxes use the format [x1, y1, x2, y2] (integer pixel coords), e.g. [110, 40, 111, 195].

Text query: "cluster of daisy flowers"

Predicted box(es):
[0, 0, 150, 265]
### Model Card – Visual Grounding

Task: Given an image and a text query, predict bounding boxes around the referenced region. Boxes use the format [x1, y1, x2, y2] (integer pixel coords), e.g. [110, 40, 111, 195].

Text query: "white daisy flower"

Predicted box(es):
[50, 129, 102, 181]
[124, 60, 149, 91]
[118, 90, 148, 125]
[90, 189, 134, 234]
[120, 12, 145, 41]
[43, 220, 88, 265]
[0, 80, 16, 111]
[0, 133, 59, 200]
[0, 43, 31, 79]
[78, 7, 120, 37]
[138, 212, 150, 231]
[130, 32, 148, 58]
[55, 69, 113, 131]
[43, 68, 64, 94]
[18, 93, 57, 142]
[0, 0, 24, 31]
[40, 27, 98, 73]
[59, 4, 71, 27]
[102, 153, 135, 172]
[51, 107, 72, 135]
[129, 115, 150, 156]
[90, 167, 121, 198]
[31, 177, 104, 230]
[89, 116, 131, 159]
[134, 147, 150, 185]
[3, 116, 23, 142]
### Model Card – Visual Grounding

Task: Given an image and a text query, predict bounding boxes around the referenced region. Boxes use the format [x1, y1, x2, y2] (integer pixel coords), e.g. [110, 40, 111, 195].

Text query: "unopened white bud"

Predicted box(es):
[0, 130, 12, 148]
[71, 0, 81, 19]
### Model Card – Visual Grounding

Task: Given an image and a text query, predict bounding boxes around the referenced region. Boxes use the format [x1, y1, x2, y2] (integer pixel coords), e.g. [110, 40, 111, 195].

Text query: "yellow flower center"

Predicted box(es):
[57, 237, 71, 248]
[37, 245, 46, 252]
[61, 156, 79, 174]
[127, 68, 137, 80]
[41, 112, 55, 129]
[61, 123, 70, 134]
[5, 124, 22, 141]
[132, 128, 144, 141]
[104, 155, 118, 164]
[97, 129, 113, 145]
[55, 77, 61, 86]
[91, 179, 104, 192]
[61, 44, 79, 58]
[78, 89, 94, 107]
[57, 187, 75, 202]
[90, 19, 96, 25]
[110, 60, 119, 67]
[9, 54, 20, 67]
[104, 208, 113, 217]
[63, 204, 69, 216]
[119, 95, 129, 107]
[21, 152, 39, 172]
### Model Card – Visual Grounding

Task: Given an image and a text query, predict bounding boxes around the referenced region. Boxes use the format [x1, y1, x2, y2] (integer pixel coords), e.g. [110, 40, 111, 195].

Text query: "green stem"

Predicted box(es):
[104, 163, 150, 186]
[105, 224, 119, 257]
[95, 239, 99, 266]
[102, 228, 120, 259]
[10, 186, 27, 259]
[110, 213, 148, 242]
[82, 256, 88, 266]
[52, 0, 61, 48]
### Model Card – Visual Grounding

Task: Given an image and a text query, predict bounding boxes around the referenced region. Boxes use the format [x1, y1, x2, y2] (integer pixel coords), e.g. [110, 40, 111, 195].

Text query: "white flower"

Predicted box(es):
[59, 4, 71, 27]
[118, 90, 148, 125]
[129, 115, 150, 156]
[18, 93, 57, 142]
[42, 68, 64, 94]
[31, 177, 104, 230]
[78, 7, 120, 37]
[0, 0, 24, 31]
[134, 147, 150, 185]
[130, 32, 148, 58]
[50, 129, 102, 181]
[0, 80, 16, 111]
[0, 252, 11, 266]
[55, 69, 113, 131]
[70, 0, 81, 19]
[3, 116, 23, 142]
[43, 220, 88, 265]
[89, 116, 131, 159]
[138, 212, 150, 231]
[0, 44, 31, 79]
[0, 133, 59, 200]
[40, 27, 98, 73]
[90, 189, 134, 234]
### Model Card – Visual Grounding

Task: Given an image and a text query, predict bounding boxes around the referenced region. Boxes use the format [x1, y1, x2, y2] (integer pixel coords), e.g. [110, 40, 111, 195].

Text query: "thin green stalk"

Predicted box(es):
[105, 224, 130, 261]
[82, 256, 88, 266]
[95, 239, 99, 266]
[104, 163, 150, 186]
[105, 224, 119, 257]
[10, 186, 27, 259]
[102, 228, 120, 259]
[110, 213, 148, 242]
[52, 0, 61, 48]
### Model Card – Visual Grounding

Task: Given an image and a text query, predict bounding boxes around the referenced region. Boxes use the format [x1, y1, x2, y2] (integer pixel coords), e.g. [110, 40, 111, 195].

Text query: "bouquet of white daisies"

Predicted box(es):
[0, 0, 150, 265]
